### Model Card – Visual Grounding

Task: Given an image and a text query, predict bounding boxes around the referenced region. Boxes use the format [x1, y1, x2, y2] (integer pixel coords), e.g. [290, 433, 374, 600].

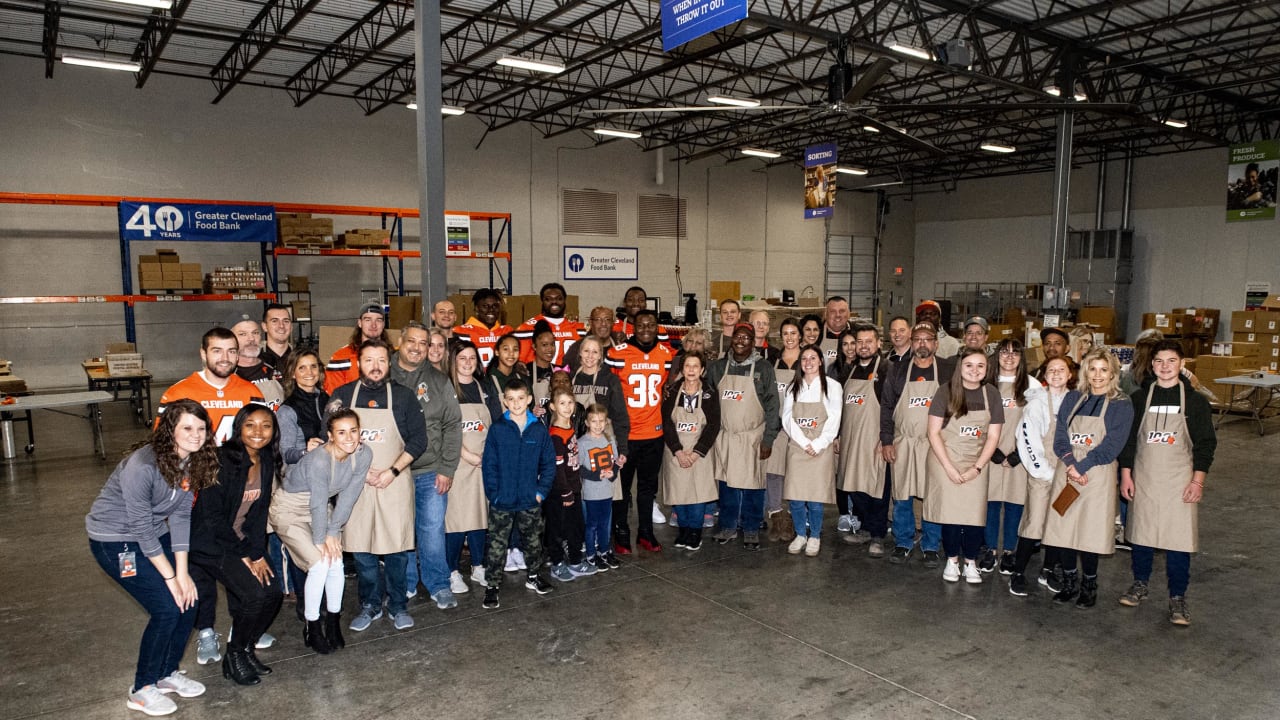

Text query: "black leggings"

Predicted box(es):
[190, 554, 283, 651]
[1012, 537, 1059, 575]
[1057, 548, 1099, 576]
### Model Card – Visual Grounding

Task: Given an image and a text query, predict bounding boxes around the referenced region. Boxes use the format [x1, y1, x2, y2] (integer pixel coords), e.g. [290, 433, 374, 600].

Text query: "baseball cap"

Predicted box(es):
[1040, 326, 1070, 343]
[914, 300, 941, 315]
[224, 312, 258, 330]
[910, 322, 938, 337]
[964, 316, 989, 332]
[357, 302, 385, 318]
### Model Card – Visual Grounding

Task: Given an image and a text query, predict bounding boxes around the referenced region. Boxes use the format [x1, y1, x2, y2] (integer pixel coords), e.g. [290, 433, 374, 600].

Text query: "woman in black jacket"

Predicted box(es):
[190, 405, 284, 686]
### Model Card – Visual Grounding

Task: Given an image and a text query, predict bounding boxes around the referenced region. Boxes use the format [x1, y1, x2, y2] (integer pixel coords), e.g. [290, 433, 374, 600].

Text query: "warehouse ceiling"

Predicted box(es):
[2, 0, 1277, 185]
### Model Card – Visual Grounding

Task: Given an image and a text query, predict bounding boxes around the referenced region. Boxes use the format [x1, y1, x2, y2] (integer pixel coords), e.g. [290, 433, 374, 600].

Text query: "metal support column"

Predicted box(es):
[1094, 151, 1107, 229]
[415, 0, 447, 308]
[1048, 108, 1074, 287]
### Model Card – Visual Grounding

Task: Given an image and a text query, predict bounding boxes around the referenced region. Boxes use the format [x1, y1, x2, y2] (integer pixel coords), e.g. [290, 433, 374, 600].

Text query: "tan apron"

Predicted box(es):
[1043, 395, 1117, 554]
[1129, 383, 1198, 552]
[270, 451, 337, 572]
[530, 364, 552, 411]
[837, 357, 886, 495]
[891, 364, 940, 502]
[1018, 410, 1058, 540]
[987, 381, 1029, 505]
[444, 393, 491, 533]
[783, 396, 837, 503]
[342, 384, 413, 555]
[764, 362, 794, 477]
[661, 392, 718, 504]
[574, 374, 623, 502]
[924, 399, 991, 525]
[714, 370, 766, 490]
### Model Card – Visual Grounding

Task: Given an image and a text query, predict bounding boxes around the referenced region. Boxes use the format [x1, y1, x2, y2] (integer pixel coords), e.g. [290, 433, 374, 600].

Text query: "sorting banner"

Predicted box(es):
[804, 142, 837, 219]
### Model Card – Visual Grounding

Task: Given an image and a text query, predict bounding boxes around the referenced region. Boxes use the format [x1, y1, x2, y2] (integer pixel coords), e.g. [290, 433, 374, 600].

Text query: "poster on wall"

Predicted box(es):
[661, 0, 747, 51]
[119, 202, 275, 242]
[563, 246, 638, 281]
[1245, 281, 1272, 310]
[1226, 140, 1278, 222]
[803, 142, 837, 219]
[445, 214, 472, 256]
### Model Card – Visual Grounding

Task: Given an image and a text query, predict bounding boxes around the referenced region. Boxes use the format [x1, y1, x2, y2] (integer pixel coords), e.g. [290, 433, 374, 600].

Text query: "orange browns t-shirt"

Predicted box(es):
[453, 317, 513, 367]
[612, 319, 671, 347]
[605, 341, 673, 440]
[157, 372, 265, 446]
[323, 344, 360, 395]
[514, 315, 585, 365]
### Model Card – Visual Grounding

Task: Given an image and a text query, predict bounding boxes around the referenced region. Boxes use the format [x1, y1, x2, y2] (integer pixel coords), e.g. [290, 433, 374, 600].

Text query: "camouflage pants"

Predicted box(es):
[484, 507, 545, 588]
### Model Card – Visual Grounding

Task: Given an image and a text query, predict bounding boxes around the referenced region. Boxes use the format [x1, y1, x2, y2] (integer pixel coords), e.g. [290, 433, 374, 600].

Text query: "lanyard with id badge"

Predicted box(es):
[119, 544, 138, 578]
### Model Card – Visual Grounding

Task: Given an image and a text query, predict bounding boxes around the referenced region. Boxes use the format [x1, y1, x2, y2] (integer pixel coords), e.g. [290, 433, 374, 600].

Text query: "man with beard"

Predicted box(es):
[565, 305, 617, 371]
[836, 324, 891, 556]
[390, 322, 462, 611]
[708, 324, 780, 550]
[879, 322, 954, 567]
[453, 288, 512, 367]
[259, 303, 294, 370]
[1036, 327, 1071, 382]
[226, 312, 284, 410]
[915, 300, 961, 359]
[885, 316, 912, 363]
[325, 303, 392, 394]
[612, 286, 670, 346]
[328, 340, 427, 632]
[819, 296, 853, 368]
[514, 283, 584, 365]
[157, 327, 265, 446]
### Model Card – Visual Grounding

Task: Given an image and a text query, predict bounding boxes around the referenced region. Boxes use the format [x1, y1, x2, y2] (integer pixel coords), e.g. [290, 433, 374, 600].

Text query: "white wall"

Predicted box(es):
[1, 57, 905, 388]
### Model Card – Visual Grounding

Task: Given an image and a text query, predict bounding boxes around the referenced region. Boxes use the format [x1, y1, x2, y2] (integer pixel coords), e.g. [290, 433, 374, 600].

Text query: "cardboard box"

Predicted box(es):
[1077, 306, 1116, 333]
[1262, 295, 1280, 310]
[710, 281, 742, 304]
[106, 352, 144, 375]
[183, 278, 204, 290]
[387, 295, 423, 331]
[286, 275, 309, 292]
[319, 325, 401, 361]
[1142, 313, 1171, 331]
[157, 249, 180, 263]
[1231, 310, 1280, 333]
[565, 294, 580, 321]
[291, 300, 311, 321]
[449, 293, 474, 325]
[1229, 342, 1261, 360]
[987, 323, 1016, 339]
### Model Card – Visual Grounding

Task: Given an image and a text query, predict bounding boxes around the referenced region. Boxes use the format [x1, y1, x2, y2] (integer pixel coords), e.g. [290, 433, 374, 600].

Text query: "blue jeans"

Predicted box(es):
[984, 501, 1024, 552]
[1131, 544, 1191, 597]
[90, 535, 195, 691]
[445, 530, 487, 572]
[354, 551, 409, 616]
[892, 499, 940, 552]
[674, 503, 707, 529]
[404, 471, 449, 596]
[789, 500, 824, 538]
[582, 499, 613, 556]
[718, 482, 765, 533]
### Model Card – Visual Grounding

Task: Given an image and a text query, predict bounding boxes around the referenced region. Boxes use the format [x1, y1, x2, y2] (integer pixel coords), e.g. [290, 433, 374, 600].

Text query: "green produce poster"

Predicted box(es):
[1226, 140, 1277, 222]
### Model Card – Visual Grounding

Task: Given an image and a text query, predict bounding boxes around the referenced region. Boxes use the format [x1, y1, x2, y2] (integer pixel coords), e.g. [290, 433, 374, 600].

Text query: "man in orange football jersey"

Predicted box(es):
[513, 283, 583, 365]
[156, 327, 264, 446]
[453, 288, 512, 368]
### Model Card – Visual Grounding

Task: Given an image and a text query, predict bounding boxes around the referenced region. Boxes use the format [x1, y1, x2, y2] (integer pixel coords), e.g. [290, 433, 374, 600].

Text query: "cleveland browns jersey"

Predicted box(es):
[514, 315, 585, 365]
[157, 372, 265, 446]
[453, 317, 513, 367]
[605, 341, 673, 440]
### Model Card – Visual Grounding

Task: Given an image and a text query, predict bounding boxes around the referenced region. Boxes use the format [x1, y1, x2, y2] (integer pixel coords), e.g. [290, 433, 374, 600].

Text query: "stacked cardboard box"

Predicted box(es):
[277, 213, 335, 247]
[338, 228, 392, 249]
[104, 342, 145, 375]
[204, 264, 267, 293]
[1230, 308, 1280, 373]
[1141, 306, 1220, 359]
[138, 250, 202, 291]
[1076, 306, 1119, 343]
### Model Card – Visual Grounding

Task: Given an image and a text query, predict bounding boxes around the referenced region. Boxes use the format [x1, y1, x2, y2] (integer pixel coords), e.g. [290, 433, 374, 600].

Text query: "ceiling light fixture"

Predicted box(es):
[862, 125, 880, 133]
[61, 54, 142, 72]
[835, 166, 869, 176]
[741, 148, 782, 159]
[707, 95, 761, 108]
[1161, 118, 1188, 129]
[593, 127, 642, 139]
[1043, 85, 1062, 97]
[888, 42, 933, 61]
[496, 55, 565, 74]
[980, 142, 1017, 153]
[405, 103, 468, 115]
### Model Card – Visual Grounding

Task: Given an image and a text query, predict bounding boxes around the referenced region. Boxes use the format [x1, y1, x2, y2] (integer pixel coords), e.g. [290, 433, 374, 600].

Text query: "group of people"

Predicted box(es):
[88, 287, 1216, 717]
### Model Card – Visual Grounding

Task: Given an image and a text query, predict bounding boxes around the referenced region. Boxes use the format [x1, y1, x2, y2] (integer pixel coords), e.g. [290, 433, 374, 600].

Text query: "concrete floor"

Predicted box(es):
[2, 401, 1278, 720]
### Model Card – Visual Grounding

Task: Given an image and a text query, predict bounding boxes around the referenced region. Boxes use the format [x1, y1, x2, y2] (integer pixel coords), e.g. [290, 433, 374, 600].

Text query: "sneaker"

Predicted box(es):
[127, 685, 178, 717]
[804, 537, 821, 556]
[687, 534, 702, 551]
[1118, 580, 1150, 607]
[405, 587, 418, 600]
[254, 632, 275, 650]
[788, 535, 808, 555]
[1009, 573, 1029, 597]
[849, 516, 862, 534]
[450, 570, 470, 594]
[156, 671, 205, 698]
[505, 548, 527, 572]
[998, 551, 1016, 576]
[653, 504, 668, 524]
[942, 558, 961, 582]
[841, 530, 871, 545]
[837, 514, 853, 533]
[431, 588, 458, 610]
[1114, 524, 1130, 551]
[714, 527, 737, 544]
[921, 550, 941, 569]
[703, 513, 716, 528]
[525, 574, 554, 595]
[889, 546, 911, 565]
[1040, 565, 1064, 593]
[349, 605, 383, 632]
[1169, 596, 1191, 626]
[392, 611, 414, 630]
[195, 628, 221, 665]
[637, 536, 663, 553]
[482, 587, 500, 609]
[470, 566, 487, 586]
[743, 532, 761, 551]
[978, 549, 997, 574]
[601, 552, 621, 569]
[549, 563, 575, 582]
[963, 561, 983, 584]
[673, 533, 690, 550]
[868, 540, 886, 558]
[568, 561, 598, 577]
[668, 511, 679, 527]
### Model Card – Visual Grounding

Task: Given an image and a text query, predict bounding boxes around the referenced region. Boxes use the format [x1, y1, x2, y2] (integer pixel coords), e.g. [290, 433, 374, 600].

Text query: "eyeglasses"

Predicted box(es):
[998, 349, 1020, 356]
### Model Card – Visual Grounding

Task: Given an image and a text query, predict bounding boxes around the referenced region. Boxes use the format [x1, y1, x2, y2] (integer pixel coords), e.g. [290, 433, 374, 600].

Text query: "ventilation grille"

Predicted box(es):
[638, 194, 688, 238]
[561, 188, 618, 236]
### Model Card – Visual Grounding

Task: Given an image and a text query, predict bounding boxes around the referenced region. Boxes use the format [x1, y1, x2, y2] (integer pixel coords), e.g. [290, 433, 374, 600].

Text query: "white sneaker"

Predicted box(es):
[194, 628, 220, 665]
[942, 558, 961, 582]
[788, 535, 807, 554]
[470, 565, 486, 586]
[837, 514, 853, 532]
[849, 515, 862, 534]
[805, 537, 821, 556]
[155, 671, 205, 698]
[506, 548, 527, 571]
[963, 561, 983, 584]
[254, 632, 275, 650]
[450, 570, 469, 594]
[652, 504, 668, 524]
[669, 511, 679, 527]
[127, 685, 177, 716]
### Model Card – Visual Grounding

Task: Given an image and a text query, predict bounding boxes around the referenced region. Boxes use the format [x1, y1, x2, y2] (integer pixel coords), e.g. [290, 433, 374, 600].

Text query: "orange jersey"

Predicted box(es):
[324, 344, 359, 395]
[612, 319, 671, 346]
[157, 372, 265, 446]
[453, 317, 513, 367]
[605, 341, 673, 440]
[514, 315, 585, 365]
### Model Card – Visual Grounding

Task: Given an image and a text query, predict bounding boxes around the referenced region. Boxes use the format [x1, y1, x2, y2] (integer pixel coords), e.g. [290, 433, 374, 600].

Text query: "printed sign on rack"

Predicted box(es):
[445, 214, 472, 256]
[661, 0, 748, 51]
[803, 142, 837, 219]
[563, 246, 639, 281]
[119, 202, 275, 242]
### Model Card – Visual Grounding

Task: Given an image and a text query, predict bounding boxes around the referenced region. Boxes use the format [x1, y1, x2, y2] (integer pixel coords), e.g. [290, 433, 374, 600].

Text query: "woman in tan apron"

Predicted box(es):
[1007, 356, 1071, 597]
[660, 351, 720, 551]
[766, 318, 802, 540]
[782, 345, 842, 557]
[711, 324, 776, 549]
[1118, 340, 1216, 625]
[981, 338, 1038, 574]
[924, 348, 1004, 584]
[444, 344, 495, 594]
[1043, 348, 1135, 608]
[527, 322, 557, 418]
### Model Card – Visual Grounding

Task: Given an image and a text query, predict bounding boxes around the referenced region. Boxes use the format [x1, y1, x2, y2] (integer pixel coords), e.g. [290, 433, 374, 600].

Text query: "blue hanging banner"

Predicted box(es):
[118, 201, 277, 242]
[804, 142, 837, 219]
[661, 0, 748, 52]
